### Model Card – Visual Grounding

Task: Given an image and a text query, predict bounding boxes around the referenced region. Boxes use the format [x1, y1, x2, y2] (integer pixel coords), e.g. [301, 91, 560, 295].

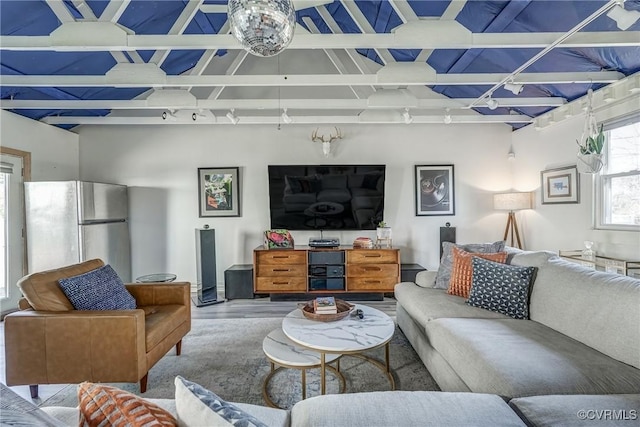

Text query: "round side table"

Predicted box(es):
[262, 328, 345, 409]
[135, 273, 177, 283]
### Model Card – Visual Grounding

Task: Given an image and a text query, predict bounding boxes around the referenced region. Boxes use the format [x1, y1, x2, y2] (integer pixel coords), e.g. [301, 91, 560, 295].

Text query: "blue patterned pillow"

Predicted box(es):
[175, 376, 268, 427]
[467, 257, 536, 319]
[58, 264, 136, 310]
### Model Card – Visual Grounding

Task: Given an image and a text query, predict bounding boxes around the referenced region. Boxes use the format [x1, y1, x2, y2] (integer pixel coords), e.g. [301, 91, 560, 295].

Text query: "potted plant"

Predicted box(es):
[576, 123, 605, 174]
[376, 221, 392, 248]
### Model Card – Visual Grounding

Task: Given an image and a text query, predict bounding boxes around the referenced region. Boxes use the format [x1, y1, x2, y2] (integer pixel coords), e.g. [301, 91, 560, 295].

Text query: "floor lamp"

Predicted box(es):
[493, 192, 533, 249]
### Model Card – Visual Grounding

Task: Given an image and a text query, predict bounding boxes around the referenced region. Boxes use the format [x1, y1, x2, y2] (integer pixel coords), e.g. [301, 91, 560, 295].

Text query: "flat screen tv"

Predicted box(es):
[268, 165, 386, 231]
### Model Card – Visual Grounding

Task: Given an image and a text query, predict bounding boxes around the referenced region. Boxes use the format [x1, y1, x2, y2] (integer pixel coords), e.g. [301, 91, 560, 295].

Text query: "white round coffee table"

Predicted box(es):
[262, 328, 344, 408]
[282, 303, 395, 395]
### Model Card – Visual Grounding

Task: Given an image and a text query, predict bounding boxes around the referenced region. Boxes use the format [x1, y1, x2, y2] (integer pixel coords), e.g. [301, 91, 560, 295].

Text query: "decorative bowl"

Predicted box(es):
[298, 299, 355, 322]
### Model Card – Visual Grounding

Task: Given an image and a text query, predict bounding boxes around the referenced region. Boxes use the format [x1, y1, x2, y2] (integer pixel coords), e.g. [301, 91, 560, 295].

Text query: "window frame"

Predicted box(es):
[594, 114, 640, 232]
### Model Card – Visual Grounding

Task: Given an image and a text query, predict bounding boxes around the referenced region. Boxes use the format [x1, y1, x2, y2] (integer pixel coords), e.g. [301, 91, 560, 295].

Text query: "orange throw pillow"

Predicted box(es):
[78, 382, 177, 427]
[447, 246, 507, 298]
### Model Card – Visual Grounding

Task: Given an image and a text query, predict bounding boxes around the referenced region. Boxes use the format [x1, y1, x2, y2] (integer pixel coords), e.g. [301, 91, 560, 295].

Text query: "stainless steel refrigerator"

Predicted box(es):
[24, 181, 131, 281]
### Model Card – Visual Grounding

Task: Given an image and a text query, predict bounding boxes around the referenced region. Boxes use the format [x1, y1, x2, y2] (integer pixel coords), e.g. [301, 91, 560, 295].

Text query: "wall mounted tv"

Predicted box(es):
[268, 165, 386, 231]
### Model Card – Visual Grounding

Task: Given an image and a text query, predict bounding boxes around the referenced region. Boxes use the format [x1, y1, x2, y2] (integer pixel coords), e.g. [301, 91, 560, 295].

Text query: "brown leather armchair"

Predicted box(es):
[4, 259, 191, 398]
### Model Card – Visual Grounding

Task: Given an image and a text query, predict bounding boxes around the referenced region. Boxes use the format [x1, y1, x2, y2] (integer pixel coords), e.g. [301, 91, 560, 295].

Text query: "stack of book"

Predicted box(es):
[353, 237, 373, 249]
[313, 296, 337, 315]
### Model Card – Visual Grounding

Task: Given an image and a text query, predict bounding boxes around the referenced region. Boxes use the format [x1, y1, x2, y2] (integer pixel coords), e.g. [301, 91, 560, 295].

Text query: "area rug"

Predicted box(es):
[41, 317, 439, 410]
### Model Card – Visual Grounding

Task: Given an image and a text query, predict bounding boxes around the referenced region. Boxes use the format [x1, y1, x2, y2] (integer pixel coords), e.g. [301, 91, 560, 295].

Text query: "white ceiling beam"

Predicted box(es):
[40, 114, 533, 125]
[1, 71, 622, 87]
[199, 0, 331, 14]
[1, 97, 566, 110]
[206, 50, 248, 100]
[339, 0, 394, 65]
[99, 0, 131, 22]
[417, 0, 468, 62]
[150, 0, 204, 66]
[45, 0, 75, 23]
[302, 16, 369, 100]
[3, 30, 638, 51]
[71, 0, 97, 20]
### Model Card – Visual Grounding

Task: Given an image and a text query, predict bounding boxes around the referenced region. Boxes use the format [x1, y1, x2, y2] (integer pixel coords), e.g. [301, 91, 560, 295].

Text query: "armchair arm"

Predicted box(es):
[415, 270, 437, 288]
[125, 282, 191, 307]
[4, 310, 146, 386]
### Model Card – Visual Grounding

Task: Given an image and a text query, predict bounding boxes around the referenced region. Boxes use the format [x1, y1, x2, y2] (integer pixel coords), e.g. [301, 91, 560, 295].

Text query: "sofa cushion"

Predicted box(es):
[17, 258, 104, 311]
[425, 318, 640, 398]
[394, 283, 509, 329]
[448, 247, 507, 297]
[145, 305, 189, 351]
[529, 257, 640, 369]
[435, 241, 505, 289]
[58, 264, 136, 311]
[175, 376, 268, 427]
[77, 382, 177, 426]
[509, 394, 640, 427]
[467, 258, 536, 320]
[291, 391, 526, 426]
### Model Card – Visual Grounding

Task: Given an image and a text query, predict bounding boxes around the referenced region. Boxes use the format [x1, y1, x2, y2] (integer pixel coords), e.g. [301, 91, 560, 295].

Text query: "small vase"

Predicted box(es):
[582, 241, 595, 261]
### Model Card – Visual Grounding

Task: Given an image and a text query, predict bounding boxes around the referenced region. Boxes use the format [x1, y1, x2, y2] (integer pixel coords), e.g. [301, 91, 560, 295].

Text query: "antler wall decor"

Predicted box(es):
[311, 127, 342, 157]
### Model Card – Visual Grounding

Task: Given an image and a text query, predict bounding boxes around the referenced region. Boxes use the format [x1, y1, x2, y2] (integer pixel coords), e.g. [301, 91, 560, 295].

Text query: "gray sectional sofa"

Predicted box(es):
[395, 249, 640, 398]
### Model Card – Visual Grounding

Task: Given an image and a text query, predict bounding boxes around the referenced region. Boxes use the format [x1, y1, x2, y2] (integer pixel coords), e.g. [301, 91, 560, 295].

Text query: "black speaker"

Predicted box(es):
[194, 228, 224, 306]
[440, 225, 456, 259]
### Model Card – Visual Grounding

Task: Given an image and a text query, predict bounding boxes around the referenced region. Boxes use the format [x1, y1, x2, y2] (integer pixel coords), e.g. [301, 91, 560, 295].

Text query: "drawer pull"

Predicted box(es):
[365, 280, 382, 284]
[363, 266, 381, 271]
[273, 281, 290, 285]
[273, 268, 290, 272]
[364, 254, 382, 258]
[273, 255, 290, 259]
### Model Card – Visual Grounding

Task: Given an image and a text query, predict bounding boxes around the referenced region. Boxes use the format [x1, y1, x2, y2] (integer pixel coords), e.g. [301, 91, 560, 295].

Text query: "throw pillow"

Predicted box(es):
[434, 241, 506, 289]
[58, 264, 136, 310]
[175, 376, 268, 427]
[447, 247, 507, 298]
[467, 257, 537, 319]
[77, 382, 177, 427]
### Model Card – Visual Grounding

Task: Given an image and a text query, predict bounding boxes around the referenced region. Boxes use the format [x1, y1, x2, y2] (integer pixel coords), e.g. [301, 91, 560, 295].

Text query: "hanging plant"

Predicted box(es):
[576, 89, 605, 174]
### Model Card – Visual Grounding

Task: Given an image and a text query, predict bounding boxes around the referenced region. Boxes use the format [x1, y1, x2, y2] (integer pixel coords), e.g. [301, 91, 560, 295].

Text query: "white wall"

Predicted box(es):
[511, 104, 639, 260]
[78, 123, 512, 284]
[0, 110, 79, 180]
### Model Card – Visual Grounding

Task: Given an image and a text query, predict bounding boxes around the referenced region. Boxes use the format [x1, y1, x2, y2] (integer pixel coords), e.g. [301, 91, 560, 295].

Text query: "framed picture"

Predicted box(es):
[541, 165, 579, 204]
[198, 167, 241, 217]
[415, 165, 455, 216]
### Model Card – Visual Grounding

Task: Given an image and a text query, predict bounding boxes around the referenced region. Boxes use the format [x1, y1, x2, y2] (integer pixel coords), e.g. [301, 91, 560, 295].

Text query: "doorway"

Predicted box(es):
[0, 147, 30, 317]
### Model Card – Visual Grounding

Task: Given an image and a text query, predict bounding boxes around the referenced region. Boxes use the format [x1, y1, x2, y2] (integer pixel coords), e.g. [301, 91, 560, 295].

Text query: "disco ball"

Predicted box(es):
[228, 0, 296, 57]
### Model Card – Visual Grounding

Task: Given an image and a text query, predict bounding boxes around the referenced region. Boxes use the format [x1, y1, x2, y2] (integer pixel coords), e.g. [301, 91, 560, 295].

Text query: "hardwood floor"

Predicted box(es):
[190, 294, 398, 319]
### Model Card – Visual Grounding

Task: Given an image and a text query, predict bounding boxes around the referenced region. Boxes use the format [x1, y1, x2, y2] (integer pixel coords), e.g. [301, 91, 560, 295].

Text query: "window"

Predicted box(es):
[596, 116, 640, 230]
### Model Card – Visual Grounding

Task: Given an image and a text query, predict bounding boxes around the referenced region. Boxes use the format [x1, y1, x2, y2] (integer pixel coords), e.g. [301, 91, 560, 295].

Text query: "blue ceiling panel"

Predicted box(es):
[325, 1, 362, 34]
[296, 7, 331, 34]
[0, 0, 60, 35]
[63, 1, 84, 20]
[406, 0, 451, 17]
[118, 0, 186, 34]
[86, 0, 110, 18]
[160, 50, 206, 75]
[137, 50, 157, 63]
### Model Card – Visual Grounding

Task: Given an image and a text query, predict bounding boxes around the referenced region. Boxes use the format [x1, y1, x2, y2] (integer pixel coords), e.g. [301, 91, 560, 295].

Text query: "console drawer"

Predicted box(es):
[347, 264, 399, 277]
[347, 276, 398, 291]
[347, 250, 398, 264]
[257, 251, 306, 265]
[256, 264, 306, 277]
[255, 277, 307, 292]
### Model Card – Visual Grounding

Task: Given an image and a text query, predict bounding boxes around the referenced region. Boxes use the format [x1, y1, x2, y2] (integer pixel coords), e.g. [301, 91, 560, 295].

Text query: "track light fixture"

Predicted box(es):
[226, 108, 239, 125]
[281, 108, 293, 124]
[402, 108, 413, 124]
[443, 108, 452, 124]
[486, 97, 499, 110]
[504, 81, 524, 95]
[161, 110, 177, 121]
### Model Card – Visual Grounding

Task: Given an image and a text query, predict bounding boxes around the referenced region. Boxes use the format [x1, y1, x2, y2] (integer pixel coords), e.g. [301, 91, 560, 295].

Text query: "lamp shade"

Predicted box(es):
[493, 192, 533, 211]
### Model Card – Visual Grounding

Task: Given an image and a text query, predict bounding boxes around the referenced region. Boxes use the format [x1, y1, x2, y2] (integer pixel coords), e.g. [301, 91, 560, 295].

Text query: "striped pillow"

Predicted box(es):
[447, 246, 507, 298]
[78, 382, 177, 427]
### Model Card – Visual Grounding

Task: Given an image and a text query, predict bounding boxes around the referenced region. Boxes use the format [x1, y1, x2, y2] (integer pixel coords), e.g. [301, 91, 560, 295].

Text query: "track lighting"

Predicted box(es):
[402, 108, 413, 124]
[281, 108, 293, 124]
[161, 110, 177, 121]
[443, 108, 452, 124]
[226, 108, 239, 125]
[486, 97, 499, 110]
[504, 81, 524, 95]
